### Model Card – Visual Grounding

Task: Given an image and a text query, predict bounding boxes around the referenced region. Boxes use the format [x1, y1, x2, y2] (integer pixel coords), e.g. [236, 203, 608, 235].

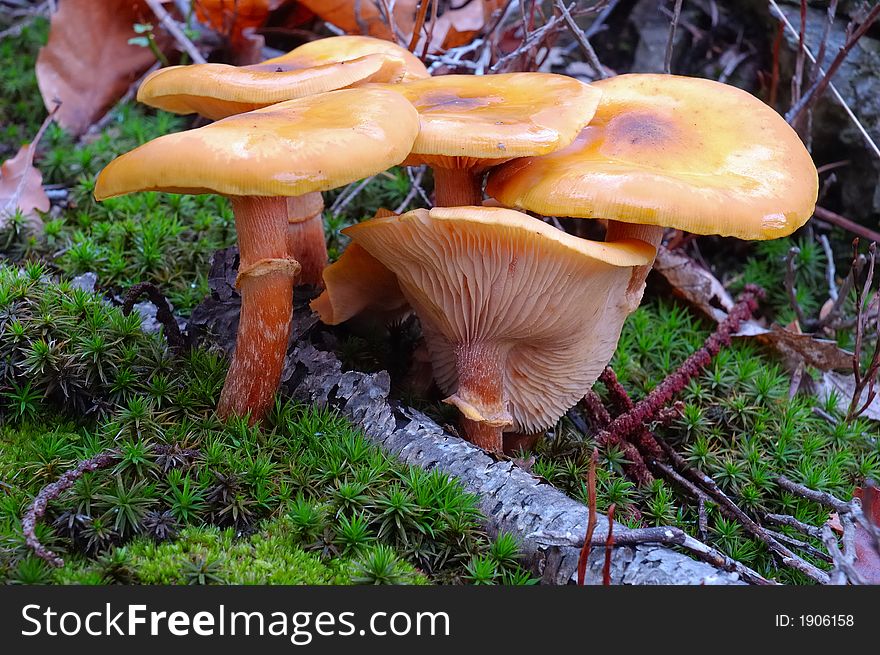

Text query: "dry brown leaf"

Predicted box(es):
[0, 115, 53, 233]
[36, 0, 166, 137]
[652, 247, 734, 322]
[734, 322, 854, 372]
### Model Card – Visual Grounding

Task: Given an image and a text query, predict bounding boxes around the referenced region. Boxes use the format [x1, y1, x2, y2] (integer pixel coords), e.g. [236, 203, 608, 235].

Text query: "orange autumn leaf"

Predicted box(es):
[194, 0, 287, 47]
[0, 116, 53, 233]
[36, 0, 166, 137]
[298, 0, 418, 42]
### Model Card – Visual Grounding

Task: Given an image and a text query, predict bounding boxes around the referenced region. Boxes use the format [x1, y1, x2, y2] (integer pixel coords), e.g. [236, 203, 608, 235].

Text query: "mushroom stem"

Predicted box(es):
[286, 192, 327, 288]
[605, 221, 664, 296]
[432, 167, 484, 207]
[218, 196, 299, 423]
[443, 341, 512, 454]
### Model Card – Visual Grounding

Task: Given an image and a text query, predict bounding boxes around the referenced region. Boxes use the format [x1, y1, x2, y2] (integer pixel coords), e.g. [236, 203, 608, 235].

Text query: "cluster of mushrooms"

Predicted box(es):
[95, 35, 818, 454]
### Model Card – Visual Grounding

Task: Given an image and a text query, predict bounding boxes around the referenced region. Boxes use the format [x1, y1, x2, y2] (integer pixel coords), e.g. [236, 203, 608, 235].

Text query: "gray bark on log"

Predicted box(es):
[192, 248, 745, 585]
[282, 343, 745, 586]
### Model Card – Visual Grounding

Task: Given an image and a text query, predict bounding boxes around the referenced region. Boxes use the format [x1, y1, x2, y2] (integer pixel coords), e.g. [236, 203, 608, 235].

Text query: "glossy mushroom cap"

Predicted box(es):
[137, 35, 426, 120]
[378, 73, 602, 170]
[487, 73, 819, 240]
[95, 87, 420, 200]
[342, 206, 655, 434]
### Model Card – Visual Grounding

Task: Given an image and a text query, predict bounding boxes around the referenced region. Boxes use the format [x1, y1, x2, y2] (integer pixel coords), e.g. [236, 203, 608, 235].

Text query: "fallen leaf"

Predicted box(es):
[0, 114, 54, 233]
[194, 0, 288, 54]
[421, 0, 505, 51]
[298, 0, 418, 41]
[735, 322, 854, 372]
[36, 0, 168, 136]
[812, 371, 880, 421]
[652, 247, 734, 322]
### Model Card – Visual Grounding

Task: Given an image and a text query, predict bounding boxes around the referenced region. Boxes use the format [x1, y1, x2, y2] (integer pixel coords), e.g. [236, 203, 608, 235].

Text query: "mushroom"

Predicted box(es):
[373, 73, 601, 206]
[95, 88, 420, 422]
[137, 35, 429, 285]
[487, 73, 819, 293]
[319, 206, 655, 452]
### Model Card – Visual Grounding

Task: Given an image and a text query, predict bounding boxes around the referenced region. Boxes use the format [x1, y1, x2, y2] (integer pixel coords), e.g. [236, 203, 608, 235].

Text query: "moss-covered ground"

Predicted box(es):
[1, 17, 878, 586]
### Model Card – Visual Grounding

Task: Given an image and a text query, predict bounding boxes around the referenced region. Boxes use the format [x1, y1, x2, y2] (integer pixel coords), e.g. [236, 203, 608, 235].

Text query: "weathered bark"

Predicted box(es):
[196, 249, 746, 584]
[281, 342, 746, 585]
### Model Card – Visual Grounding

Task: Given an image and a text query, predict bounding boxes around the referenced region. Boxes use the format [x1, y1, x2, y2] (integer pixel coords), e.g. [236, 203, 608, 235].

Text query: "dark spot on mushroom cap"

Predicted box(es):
[606, 111, 678, 148]
[414, 92, 494, 113]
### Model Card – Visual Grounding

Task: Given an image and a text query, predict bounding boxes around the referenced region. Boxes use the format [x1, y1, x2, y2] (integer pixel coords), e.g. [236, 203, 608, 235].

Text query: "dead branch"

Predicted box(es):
[787, 3, 880, 127]
[577, 448, 599, 585]
[664, 0, 684, 74]
[554, 0, 607, 78]
[601, 526, 773, 585]
[121, 282, 185, 350]
[813, 207, 880, 245]
[22, 449, 120, 567]
[144, 0, 207, 64]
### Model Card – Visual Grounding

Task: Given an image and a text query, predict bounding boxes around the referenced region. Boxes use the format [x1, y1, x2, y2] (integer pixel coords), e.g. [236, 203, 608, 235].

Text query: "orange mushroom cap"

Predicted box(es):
[137, 35, 427, 120]
[340, 206, 655, 433]
[375, 73, 602, 170]
[95, 88, 420, 200]
[487, 73, 819, 240]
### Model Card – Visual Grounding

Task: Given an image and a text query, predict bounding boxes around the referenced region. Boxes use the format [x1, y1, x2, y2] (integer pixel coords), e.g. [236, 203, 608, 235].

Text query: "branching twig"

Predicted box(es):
[144, 0, 206, 64]
[787, 3, 880, 127]
[122, 282, 185, 350]
[601, 526, 774, 585]
[554, 0, 607, 79]
[22, 449, 120, 567]
[768, 0, 880, 160]
[598, 286, 763, 446]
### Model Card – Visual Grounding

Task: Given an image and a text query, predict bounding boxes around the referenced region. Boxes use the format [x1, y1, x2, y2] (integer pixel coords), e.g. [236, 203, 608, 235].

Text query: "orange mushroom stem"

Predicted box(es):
[445, 341, 513, 453]
[218, 196, 299, 419]
[431, 167, 484, 207]
[285, 192, 327, 288]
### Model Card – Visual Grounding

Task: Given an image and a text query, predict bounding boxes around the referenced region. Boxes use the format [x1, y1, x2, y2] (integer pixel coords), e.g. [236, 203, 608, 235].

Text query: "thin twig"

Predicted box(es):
[664, 0, 684, 74]
[602, 504, 615, 586]
[601, 526, 774, 585]
[768, 0, 880, 160]
[22, 449, 121, 567]
[813, 206, 880, 244]
[144, 0, 206, 64]
[577, 448, 599, 586]
[787, 3, 880, 126]
[785, 246, 808, 326]
[121, 282, 185, 350]
[554, 0, 607, 79]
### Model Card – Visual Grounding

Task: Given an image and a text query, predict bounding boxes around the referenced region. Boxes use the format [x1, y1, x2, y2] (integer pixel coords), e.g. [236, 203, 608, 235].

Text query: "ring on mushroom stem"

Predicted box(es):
[136, 35, 429, 287]
[372, 73, 602, 207]
[94, 88, 419, 423]
[312, 206, 656, 453]
[487, 73, 819, 299]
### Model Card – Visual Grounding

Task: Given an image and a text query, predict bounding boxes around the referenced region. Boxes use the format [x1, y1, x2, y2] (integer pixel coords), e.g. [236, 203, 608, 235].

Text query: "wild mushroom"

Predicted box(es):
[137, 35, 429, 285]
[487, 73, 819, 293]
[374, 73, 601, 206]
[95, 88, 419, 422]
[319, 206, 655, 452]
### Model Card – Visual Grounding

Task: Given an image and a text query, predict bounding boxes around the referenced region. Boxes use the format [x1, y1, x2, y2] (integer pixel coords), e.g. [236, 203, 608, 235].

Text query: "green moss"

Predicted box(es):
[534, 299, 880, 583]
[0, 18, 47, 157]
